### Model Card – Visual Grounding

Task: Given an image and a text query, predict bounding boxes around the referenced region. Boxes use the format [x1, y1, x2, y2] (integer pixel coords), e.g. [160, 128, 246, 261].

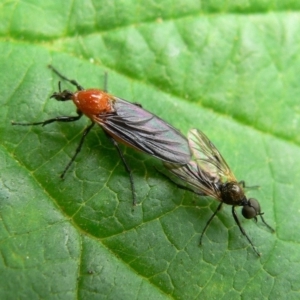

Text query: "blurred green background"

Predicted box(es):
[0, 1, 300, 299]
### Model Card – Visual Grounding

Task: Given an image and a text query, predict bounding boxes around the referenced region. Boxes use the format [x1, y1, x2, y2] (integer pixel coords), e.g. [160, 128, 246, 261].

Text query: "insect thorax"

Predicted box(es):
[220, 181, 246, 205]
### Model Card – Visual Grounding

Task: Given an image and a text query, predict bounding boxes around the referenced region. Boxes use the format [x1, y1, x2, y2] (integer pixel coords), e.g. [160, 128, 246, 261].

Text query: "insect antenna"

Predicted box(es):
[258, 213, 275, 232]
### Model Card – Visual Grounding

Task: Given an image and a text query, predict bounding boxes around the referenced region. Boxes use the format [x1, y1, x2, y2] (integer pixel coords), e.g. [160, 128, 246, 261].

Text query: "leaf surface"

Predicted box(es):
[1, 1, 300, 299]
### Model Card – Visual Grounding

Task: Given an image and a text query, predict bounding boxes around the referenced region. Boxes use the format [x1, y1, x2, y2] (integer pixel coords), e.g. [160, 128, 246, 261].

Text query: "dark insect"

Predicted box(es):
[164, 129, 274, 256]
[12, 66, 191, 205]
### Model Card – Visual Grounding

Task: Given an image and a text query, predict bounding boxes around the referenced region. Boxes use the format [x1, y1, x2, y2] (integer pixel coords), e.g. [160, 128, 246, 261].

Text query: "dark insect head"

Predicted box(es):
[241, 198, 261, 220]
[50, 81, 74, 101]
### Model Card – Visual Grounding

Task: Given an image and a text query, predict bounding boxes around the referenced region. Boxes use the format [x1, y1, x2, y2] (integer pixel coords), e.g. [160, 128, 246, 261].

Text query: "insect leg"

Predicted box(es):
[48, 65, 84, 91]
[239, 180, 260, 190]
[61, 122, 95, 179]
[239, 180, 246, 187]
[231, 206, 260, 256]
[108, 136, 137, 206]
[12, 113, 83, 127]
[200, 202, 223, 245]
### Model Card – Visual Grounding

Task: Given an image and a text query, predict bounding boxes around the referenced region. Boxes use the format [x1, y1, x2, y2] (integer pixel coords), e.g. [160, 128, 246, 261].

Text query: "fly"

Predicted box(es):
[164, 129, 274, 256]
[12, 66, 191, 205]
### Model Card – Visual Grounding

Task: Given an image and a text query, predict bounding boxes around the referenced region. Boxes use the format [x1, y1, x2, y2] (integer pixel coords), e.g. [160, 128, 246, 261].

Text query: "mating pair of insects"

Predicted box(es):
[12, 66, 274, 256]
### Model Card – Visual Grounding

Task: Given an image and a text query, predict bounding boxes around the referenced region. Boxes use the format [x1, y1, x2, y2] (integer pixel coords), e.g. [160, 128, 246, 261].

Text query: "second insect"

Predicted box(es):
[12, 66, 191, 205]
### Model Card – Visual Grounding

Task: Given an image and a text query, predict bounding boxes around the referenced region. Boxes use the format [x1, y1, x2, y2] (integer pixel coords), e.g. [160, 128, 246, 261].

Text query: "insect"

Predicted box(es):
[163, 128, 274, 256]
[12, 65, 191, 205]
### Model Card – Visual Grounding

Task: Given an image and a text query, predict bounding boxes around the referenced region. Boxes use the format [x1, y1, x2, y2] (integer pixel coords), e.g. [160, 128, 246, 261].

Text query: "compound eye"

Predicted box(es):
[242, 198, 261, 219]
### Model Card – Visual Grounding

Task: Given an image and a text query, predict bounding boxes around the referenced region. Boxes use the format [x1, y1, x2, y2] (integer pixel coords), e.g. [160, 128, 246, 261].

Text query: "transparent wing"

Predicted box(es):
[163, 161, 222, 200]
[188, 129, 237, 183]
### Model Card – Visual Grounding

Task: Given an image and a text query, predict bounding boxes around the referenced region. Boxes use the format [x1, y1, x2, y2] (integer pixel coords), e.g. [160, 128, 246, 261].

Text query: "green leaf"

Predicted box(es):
[1, 1, 300, 299]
